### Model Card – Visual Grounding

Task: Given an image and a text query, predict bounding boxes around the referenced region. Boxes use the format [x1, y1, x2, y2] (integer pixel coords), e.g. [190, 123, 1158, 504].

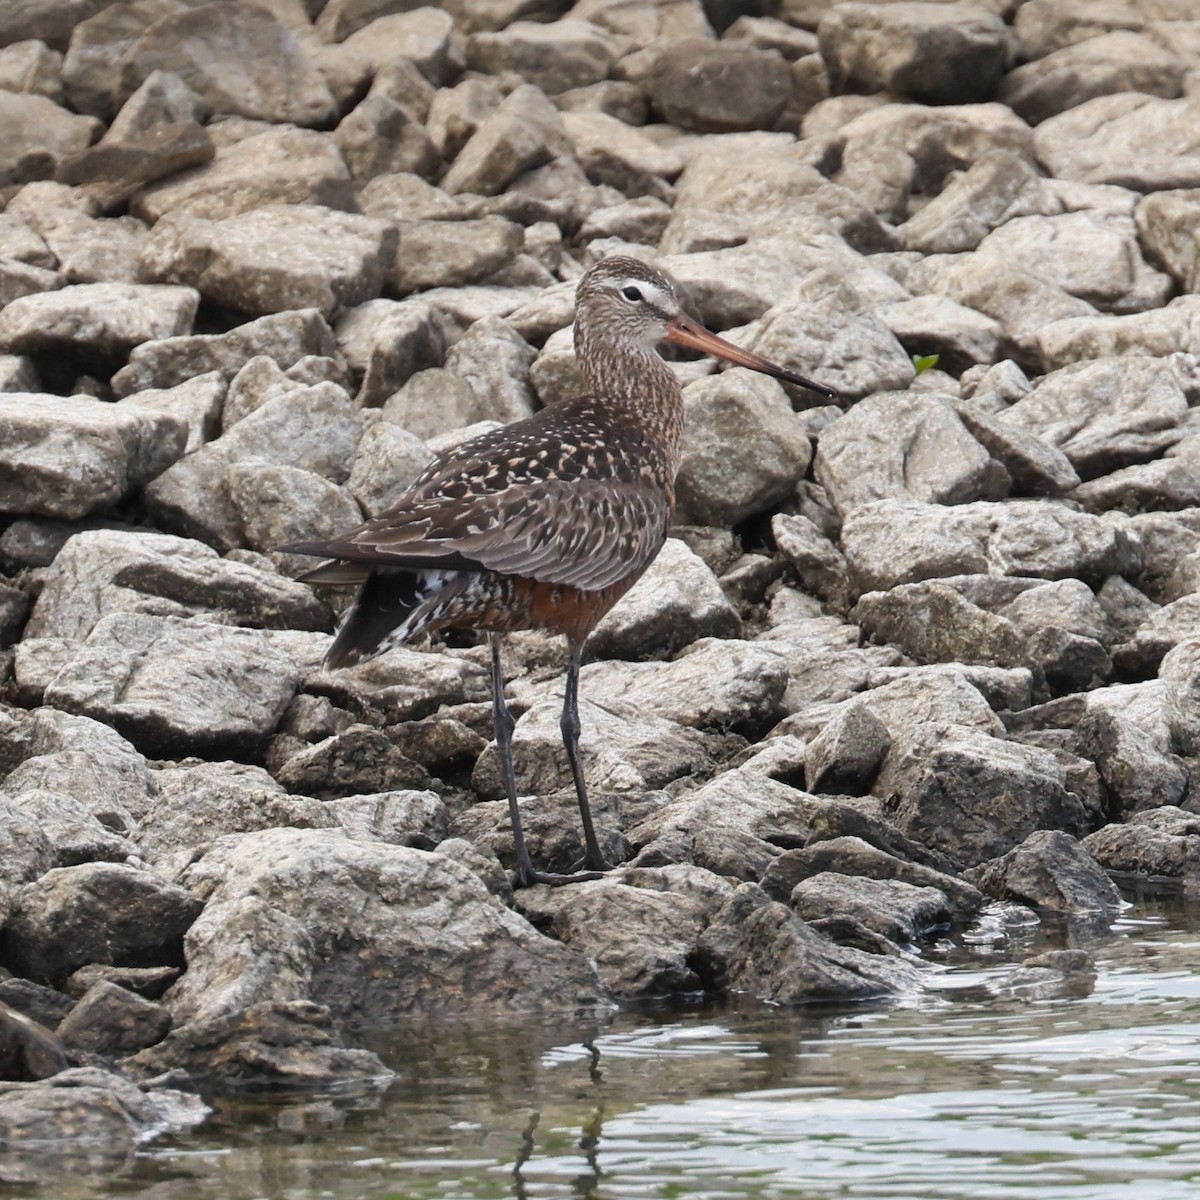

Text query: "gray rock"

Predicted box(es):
[999, 31, 1186, 126]
[877, 295, 1004, 374]
[133, 760, 333, 863]
[472, 693, 718, 802]
[0, 89, 100, 184]
[758, 614, 904, 713]
[339, 8, 457, 85]
[1013, 0, 1149, 59]
[123, 999, 391, 1089]
[62, 2, 198, 119]
[333, 58, 438, 185]
[56, 980, 171, 1055]
[167, 828, 607, 1023]
[131, 125, 356, 222]
[441, 83, 572, 197]
[898, 149, 1055, 254]
[1073, 435, 1200, 514]
[425, 77, 505, 162]
[345, 421, 434, 518]
[118, 1, 336, 127]
[442, 315, 537, 423]
[64, 964, 179, 1002]
[573, 639, 788, 736]
[0, 394, 187, 521]
[1035, 297, 1200, 373]
[562, 109, 683, 199]
[762, 834, 981, 912]
[815, 392, 1006, 517]
[1136, 189, 1200, 294]
[5, 862, 202, 987]
[744, 287, 914, 403]
[804, 702, 891, 794]
[0, 39, 63, 103]
[228, 461, 362, 563]
[691, 828, 784, 882]
[116, 371, 224, 454]
[694, 882, 921, 1002]
[819, 2, 1010, 105]
[145, 378, 361, 549]
[1033, 94, 1200, 190]
[0, 1067, 208, 1175]
[647, 39, 793, 133]
[772, 513, 847, 603]
[380, 366, 480, 438]
[467, 19, 620, 94]
[516, 865, 734, 997]
[111, 307, 338, 396]
[334, 297, 446, 408]
[791, 871, 953, 944]
[1082, 807, 1200, 879]
[0, 999, 68, 1083]
[587, 537, 741, 660]
[2, 787, 132, 875]
[273, 725, 433, 800]
[879, 725, 1090, 865]
[840, 499, 1141, 593]
[105, 68, 206, 143]
[676, 370, 814, 526]
[831, 100, 1034, 222]
[965, 830, 1122, 914]
[390, 217, 524, 294]
[25, 528, 328, 642]
[627, 770, 823, 851]
[988, 948, 1098, 1002]
[142, 205, 396, 320]
[0, 282, 196, 358]
[43, 613, 299, 757]
[1074, 707, 1188, 815]
[325, 790, 448, 849]
[857, 579, 1024, 666]
[57, 120, 215, 213]
[953, 400, 1081, 496]
[973, 211, 1172, 316]
[906, 252, 1096, 367]
[1000, 357, 1188, 477]
[2, 706, 156, 831]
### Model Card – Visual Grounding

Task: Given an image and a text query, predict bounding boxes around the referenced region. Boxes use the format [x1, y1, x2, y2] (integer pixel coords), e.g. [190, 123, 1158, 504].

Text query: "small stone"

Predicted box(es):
[0, 394, 186, 521]
[118, 1, 336, 128]
[141, 205, 396, 320]
[5, 862, 203, 987]
[43, 613, 300, 757]
[818, 2, 1011, 105]
[587, 538, 741, 660]
[0, 282, 196, 359]
[647, 39, 793, 133]
[676, 370, 813, 526]
[56, 980, 171, 1055]
[441, 83, 572, 197]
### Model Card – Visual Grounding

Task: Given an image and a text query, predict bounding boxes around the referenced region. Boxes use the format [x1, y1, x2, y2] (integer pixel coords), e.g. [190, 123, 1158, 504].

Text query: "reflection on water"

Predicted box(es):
[9, 895, 1200, 1200]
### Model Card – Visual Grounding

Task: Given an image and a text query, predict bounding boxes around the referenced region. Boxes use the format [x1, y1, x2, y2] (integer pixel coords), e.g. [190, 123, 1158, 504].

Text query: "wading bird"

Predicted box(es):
[285, 256, 835, 887]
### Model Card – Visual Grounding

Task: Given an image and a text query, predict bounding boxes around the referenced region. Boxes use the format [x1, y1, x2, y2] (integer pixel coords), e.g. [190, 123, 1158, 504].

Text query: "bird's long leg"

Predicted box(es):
[492, 634, 604, 888]
[491, 633, 538, 887]
[562, 637, 614, 873]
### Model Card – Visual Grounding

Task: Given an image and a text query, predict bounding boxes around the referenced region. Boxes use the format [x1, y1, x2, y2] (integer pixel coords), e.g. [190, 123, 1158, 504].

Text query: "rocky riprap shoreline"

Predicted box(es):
[1, 0, 1199, 1168]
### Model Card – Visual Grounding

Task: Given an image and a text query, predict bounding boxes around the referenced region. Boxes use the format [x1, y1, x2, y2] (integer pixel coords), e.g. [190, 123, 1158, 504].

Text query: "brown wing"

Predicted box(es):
[288, 476, 669, 592]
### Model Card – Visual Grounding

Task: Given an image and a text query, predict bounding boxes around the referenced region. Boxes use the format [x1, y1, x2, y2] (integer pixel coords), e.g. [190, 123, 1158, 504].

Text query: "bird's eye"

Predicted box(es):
[620, 285, 643, 302]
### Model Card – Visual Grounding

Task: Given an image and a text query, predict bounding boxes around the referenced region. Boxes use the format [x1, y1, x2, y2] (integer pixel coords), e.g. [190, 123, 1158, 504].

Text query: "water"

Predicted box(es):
[9, 895, 1200, 1200]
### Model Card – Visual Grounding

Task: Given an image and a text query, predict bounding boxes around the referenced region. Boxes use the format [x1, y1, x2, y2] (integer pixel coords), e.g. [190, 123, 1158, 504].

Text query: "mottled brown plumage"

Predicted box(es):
[285, 255, 835, 887]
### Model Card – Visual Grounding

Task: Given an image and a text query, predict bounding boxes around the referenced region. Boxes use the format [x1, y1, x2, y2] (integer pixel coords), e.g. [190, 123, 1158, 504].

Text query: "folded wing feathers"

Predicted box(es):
[329, 479, 665, 592]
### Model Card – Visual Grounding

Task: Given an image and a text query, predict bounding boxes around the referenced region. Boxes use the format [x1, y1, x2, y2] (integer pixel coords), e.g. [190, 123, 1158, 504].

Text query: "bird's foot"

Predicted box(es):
[514, 862, 613, 889]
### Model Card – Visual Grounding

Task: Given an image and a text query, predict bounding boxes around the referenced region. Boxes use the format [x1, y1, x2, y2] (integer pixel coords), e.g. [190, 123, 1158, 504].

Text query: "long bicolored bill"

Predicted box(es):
[665, 313, 838, 400]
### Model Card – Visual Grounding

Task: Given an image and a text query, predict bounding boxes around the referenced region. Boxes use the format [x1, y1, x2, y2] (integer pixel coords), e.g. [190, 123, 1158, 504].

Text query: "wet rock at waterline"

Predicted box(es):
[0, 0, 1198, 1127]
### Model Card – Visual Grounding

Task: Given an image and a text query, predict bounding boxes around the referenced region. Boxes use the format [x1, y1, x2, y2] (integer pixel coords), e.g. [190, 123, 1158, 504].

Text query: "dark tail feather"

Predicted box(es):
[325, 569, 453, 670]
